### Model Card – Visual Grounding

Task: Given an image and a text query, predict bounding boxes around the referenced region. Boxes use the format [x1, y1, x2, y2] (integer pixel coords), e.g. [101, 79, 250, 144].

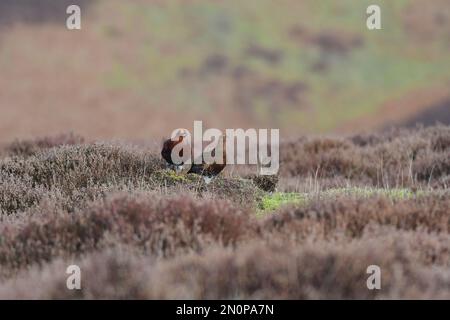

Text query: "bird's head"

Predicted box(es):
[171, 128, 189, 142]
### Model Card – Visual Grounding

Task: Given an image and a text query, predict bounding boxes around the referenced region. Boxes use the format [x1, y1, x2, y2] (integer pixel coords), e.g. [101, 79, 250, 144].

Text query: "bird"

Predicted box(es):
[161, 129, 189, 173]
[188, 135, 227, 183]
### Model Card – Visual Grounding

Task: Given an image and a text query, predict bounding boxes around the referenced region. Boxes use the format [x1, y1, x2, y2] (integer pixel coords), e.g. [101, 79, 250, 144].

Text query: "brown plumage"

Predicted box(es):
[161, 131, 227, 182]
[161, 129, 188, 172]
[188, 135, 227, 183]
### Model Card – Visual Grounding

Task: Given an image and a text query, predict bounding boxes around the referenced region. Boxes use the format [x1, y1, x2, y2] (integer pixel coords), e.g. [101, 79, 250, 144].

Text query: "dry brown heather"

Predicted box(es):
[280, 125, 450, 189]
[0, 125, 448, 299]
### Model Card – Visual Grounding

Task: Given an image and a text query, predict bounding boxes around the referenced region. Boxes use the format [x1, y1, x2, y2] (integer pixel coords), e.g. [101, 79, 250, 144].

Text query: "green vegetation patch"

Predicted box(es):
[258, 187, 431, 216]
[259, 192, 307, 214]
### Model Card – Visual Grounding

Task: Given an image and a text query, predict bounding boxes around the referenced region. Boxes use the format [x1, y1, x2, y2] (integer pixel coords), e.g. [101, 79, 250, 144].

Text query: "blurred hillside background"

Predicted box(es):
[0, 0, 449, 143]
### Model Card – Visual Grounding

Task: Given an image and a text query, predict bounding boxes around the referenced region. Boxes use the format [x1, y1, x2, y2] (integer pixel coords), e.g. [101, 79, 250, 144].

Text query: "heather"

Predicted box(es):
[0, 142, 262, 214]
[280, 125, 450, 189]
[0, 125, 448, 299]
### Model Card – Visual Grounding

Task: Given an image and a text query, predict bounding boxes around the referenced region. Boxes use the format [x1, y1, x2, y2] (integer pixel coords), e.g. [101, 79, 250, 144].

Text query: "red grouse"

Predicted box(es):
[161, 131, 227, 183]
